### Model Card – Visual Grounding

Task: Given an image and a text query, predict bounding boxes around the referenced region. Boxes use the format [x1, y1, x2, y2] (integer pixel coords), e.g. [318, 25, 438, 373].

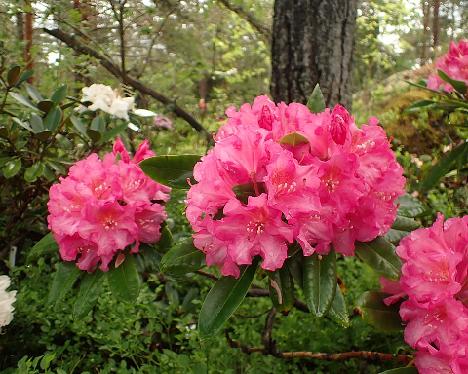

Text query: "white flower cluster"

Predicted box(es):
[0, 275, 16, 331]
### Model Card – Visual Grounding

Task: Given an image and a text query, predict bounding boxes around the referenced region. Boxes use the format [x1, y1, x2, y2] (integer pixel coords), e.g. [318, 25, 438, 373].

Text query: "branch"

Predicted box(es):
[216, 0, 271, 43]
[225, 330, 412, 364]
[43, 28, 211, 139]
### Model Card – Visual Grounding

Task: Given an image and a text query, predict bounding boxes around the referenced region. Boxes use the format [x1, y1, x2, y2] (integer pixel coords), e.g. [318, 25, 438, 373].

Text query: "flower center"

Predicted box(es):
[246, 220, 265, 235]
[103, 217, 118, 230]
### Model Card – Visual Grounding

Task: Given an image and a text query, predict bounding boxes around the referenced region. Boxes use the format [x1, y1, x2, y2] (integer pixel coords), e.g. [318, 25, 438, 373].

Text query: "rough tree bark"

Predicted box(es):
[270, 0, 357, 107]
[23, 0, 34, 82]
[432, 0, 440, 55]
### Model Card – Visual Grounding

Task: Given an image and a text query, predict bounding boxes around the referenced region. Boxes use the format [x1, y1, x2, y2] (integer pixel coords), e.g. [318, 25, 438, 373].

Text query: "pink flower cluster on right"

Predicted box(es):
[427, 39, 468, 93]
[186, 96, 405, 278]
[382, 214, 468, 374]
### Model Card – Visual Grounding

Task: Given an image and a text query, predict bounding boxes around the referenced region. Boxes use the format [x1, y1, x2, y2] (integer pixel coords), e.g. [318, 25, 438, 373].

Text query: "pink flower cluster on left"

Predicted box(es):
[48, 139, 170, 272]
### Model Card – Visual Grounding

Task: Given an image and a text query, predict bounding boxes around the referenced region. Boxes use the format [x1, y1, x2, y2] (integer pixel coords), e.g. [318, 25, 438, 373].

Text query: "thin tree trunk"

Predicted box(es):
[421, 0, 431, 63]
[270, 0, 357, 107]
[432, 0, 440, 56]
[23, 0, 34, 81]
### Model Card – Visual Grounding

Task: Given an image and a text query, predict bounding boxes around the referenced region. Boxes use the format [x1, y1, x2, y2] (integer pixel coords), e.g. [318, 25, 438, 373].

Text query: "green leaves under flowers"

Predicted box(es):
[27, 233, 58, 262]
[396, 194, 424, 218]
[438, 69, 467, 94]
[106, 255, 140, 303]
[328, 285, 349, 327]
[48, 262, 81, 304]
[24, 162, 44, 182]
[51, 85, 67, 103]
[307, 84, 326, 113]
[269, 265, 294, 313]
[355, 237, 401, 280]
[7, 65, 21, 87]
[302, 249, 336, 317]
[232, 182, 266, 204]
[199, 260, 259, 337]
[419, 142, 468, 192]
[404, 99, 435, 113]
[73, 272, 104, 318]
[2, 158, 21, 178]
[160, 237, 205, 276]
[279, 132, 309, 147]
[379, 367, 418, 374]
[139, 155, 201, 189]
[391, 216, 420, 232]
[358, 291, 403, 332]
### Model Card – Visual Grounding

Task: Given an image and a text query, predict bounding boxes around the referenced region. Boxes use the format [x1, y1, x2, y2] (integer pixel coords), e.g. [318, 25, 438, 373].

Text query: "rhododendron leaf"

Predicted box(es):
[419, 142, 468, 192]
[287, 250, 303, 288]
[355, 238, 401, 280]
[232, 182, 266, 204]
[27, 233, 58, 262]
[199, 260, 259, 337]
[279, 132, 309, 147]
[155, 224, 173, 252]
[384, 229, 409, 245]
[17, 70, 33, 86]
[107, 255, 140, 303]
[139, 155, 201, 189]
[307, 84, 326, 113]
[396, 194, 424, 218]
[2, 158, 21, 178]
[90, 114, 105, 132]
[43, 106, 62, 132]
[327, 285, 349, 327]
[86, 129, 101, 143]
[404, 99, 435, 113]
[9, 92, 39, 111]
[73, 272, 104, 318]
[269, 266, 294, 313]
[357, 291, 403, 332]
[7, 65, 21, 87]
[37, 100, 54, 114]
[48, 262, 81, 304]
[437, 69, 467, 94]
[25, 83, 43, 102]
[70, 115, 88, 138]
[302, 249, 337, 317]
[50, 84, 67, 103]
[24, 162, 44, 182]
[379, 368, 418, 374]
[99, 123, 128, 144]
[391, 216, 420, 232]
[30, 113, 44, 133]
[160, 237, 204, 275]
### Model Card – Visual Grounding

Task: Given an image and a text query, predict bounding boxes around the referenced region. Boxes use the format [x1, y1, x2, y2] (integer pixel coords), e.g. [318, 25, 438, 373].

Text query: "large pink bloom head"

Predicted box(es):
[48, 138, 170, 272]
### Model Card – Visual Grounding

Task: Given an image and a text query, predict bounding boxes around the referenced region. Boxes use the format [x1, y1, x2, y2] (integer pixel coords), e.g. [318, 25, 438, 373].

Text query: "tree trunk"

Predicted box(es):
[23, 0, 34, 81]
[432, 0, 440, 56]
[421, 0, 431, 64]
[270, 0, 357, 107]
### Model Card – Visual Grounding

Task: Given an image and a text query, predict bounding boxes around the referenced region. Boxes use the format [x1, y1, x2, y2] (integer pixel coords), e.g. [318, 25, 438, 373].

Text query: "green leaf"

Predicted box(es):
[232, 182, 266, 204]
[39, 353, 56, 371]
[106, 255, 140, 303]
[358, 291, 403, 332]
[48, 262, 81, 304]
[9, 92, 38, 111]
[12, 117, 33, 132]
[155, 224, 173, 252]
[307, 84, 326, 113]
[355, 237, 401, 280]
[279, 132, 309, 147]
[199, 260, 259, 337]
[328, 285, 349, 327]
[25, 84, 43, 101]
[7, 65, 21, 87]
[30, 113, 44, 133]
[397, 194, 424, 218]
[438, 69, 467, 94]
[73, 272, 104, 318]
[99, 123, 128, 144]
[419, 142, 468, 192]
[385, 229, 410, 245]
[269, 266, 294, 313]
[87, 129, 101, 143]
[139, 155, 201, 189]
[24, 162, 44, 182]
[70, 115, 88, 138]
[391, 216, 420, 231]
[404, 99, 435, 113]
[43, 106, 62, 132]
[90, 115, 105, 132]
[27, 233, 58, 262]
[302, 249, 337, 317]
[51, 84, 67, 103]
[37, 100, 54, 114]
[160, 237, 205, 275]
[2, 158, 21, 178]
[17, 70, 33, 86]
[379, 368, 418, 374]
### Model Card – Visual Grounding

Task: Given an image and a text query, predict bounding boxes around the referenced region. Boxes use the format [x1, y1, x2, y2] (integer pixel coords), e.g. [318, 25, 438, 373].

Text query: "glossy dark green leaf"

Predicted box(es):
[48, 262, 81, 304]
[404, 99, 435, 113]
[30, 113, 44, 133]
[90, 115, 105, 132]
[419, 142, 468, 192]
[24, 162, 44, 182]
[73, 272, 104, 318]
[12, 117, 33, 132]
[35, 130, 53, 141]
[302, 249, 336, 317]
[232, 182, 266, 204]
[307, 84, 326, 113]
[37, 100, 54, 114]
[44, 107, 62, 131]
[139, 155, 201, 189]
[397, 194, 424, 218]
[51, 85, 67, 103]
[391, 216, 420, 232]
[106, 255, 140, 303]
[7, 65, 21, 87]
[358, 291, 403, 332]
[25, 84, 43, 101]
[385, 229, 409, 245]
[160, 237, 205, 275]
[2, 158, 21, 178]
[27, 233, 58, 262]
[87, 129, 101, 143]
[199, 260, 259, 337]
[70, 115, 88, 138]
[17, 70, 33, 86]
[328, 285, 349, 327]
[279, 132, 309, 146]
[99, 123, 128, 144]
[269, 266, 294, 312]
[438, 69, 467, 94]
[9, 92, 38, 110]
[355, 237, 401, 280]
[379, 368, 418, 374]
[155, 224, 173, 252]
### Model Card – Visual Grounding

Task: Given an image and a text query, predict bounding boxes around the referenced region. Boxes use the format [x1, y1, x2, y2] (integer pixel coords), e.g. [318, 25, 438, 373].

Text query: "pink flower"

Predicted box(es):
[48, 139, 170, 272]
[427, 39, 468, 93]
[186, 96, 404, 276]
[381, 214, 468, 373]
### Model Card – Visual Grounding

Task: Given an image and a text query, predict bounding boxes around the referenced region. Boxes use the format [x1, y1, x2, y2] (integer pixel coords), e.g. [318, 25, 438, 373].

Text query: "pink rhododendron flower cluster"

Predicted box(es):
[381, 214, 468, 374]
[48, 139, 170, 272]
[186, 96, 405, 277]
[427, 39, 468, 93]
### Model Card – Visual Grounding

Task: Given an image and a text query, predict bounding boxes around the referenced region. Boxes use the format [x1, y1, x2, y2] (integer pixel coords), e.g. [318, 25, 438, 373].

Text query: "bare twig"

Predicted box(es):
[43, 27, 210, 140]
[261, 308, 277, 354]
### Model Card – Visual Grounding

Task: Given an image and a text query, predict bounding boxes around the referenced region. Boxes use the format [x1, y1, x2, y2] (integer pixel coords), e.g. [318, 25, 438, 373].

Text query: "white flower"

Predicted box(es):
[108, 96, 135, 120]
[0, 275, 16, 330]
[79, 84, 135, 120]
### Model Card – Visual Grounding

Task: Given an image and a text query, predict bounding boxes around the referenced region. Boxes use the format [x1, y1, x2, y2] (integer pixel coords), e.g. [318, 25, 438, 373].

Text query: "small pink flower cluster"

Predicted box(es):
[382, 215, 468, 374]
[48, 139, 170, 272]
[427, 39, 468, 93]
[186, 96, 405, 277]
